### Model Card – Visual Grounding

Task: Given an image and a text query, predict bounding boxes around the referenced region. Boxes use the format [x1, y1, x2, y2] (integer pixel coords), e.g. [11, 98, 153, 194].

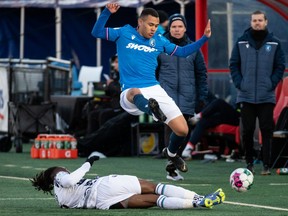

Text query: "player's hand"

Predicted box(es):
[106, 3, 120, 14]
[85, 155, 100, 166]
[204, 19, 211, 38]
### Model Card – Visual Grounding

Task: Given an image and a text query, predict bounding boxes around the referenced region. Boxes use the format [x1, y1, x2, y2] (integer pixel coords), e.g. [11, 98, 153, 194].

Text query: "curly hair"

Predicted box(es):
[30, 167, 58, 195]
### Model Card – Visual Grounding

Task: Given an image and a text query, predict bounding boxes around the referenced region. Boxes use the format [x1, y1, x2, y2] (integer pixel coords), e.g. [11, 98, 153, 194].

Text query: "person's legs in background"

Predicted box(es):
[257, 103, 275, 175]
[241, 102, 257, 174]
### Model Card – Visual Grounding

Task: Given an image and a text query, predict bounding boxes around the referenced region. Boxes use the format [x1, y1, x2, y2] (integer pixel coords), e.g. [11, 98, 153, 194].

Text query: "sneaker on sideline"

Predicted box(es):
[261, 165, 271, 175]
[181, 148, 193, 160]
[247, 163, 255, 174]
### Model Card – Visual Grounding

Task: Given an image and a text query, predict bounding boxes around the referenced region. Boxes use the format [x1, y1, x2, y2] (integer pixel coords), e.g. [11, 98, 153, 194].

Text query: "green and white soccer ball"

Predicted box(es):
[230, 168, 254, 192]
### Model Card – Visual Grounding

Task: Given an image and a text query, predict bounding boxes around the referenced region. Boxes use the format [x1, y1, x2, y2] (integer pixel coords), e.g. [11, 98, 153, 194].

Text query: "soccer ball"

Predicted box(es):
[230, 168, 254, 192]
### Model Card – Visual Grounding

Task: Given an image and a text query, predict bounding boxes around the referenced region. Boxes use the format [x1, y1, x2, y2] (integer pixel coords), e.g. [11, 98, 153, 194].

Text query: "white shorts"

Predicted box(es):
[120, 85, 182, 124]
[95, 175, 141, 210]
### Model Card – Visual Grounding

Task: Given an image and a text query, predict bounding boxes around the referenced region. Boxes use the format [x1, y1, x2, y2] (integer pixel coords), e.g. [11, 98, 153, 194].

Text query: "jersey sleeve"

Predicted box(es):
[91, 7, 121, 42]
[164, 35, 209, 57]
[55, 162, 91, 187]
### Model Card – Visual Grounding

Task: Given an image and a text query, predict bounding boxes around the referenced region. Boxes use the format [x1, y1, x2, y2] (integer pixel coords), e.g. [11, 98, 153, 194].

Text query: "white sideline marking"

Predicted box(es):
[0, 198, 54, 201]
[4, 164, 16, 167]
[0, 175, 29, 181]
[179, 183, 211, 186]
[269, 183, 288, 186]
[225, 201, 288, 212]
[21, 166, 33, 169]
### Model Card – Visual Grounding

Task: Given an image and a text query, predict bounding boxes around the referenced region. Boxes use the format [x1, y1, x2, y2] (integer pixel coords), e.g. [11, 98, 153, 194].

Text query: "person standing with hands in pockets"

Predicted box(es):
[229, 10, 285, 175]
[91, 3, 211, 174]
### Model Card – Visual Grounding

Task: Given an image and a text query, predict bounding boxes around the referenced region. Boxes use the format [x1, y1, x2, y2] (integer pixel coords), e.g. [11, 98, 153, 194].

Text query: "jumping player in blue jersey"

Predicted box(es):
[91, 3, 212, 174]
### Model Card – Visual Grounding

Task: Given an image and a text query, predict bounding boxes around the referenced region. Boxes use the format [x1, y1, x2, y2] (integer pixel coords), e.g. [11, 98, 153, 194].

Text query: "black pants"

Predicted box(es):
[189, 99, 240, 145]
[241, 102, 275, 167]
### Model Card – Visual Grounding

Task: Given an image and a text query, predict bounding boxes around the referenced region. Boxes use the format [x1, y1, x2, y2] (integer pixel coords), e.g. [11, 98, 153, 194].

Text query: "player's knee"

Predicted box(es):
[174, 126, 188, 137]
[128, 88, 141, 102]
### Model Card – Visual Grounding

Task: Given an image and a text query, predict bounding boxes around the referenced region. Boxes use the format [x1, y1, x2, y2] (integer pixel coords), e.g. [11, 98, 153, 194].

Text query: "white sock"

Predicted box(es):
[157, 195, 195, 209]
[185, 142, 194, 150]
[167, 148, 176, 157]
[155, 183, 196, 199]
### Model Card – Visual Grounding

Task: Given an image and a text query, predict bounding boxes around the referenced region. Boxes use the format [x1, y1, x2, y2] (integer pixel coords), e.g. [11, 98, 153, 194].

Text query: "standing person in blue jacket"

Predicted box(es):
[156, 14, 208, 180]
[91, 3, 211, 174]
[229, 10, 285, 175]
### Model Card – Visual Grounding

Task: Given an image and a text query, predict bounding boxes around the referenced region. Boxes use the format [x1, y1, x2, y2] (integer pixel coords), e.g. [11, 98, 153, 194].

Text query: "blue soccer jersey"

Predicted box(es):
[92, 8, 208, 91]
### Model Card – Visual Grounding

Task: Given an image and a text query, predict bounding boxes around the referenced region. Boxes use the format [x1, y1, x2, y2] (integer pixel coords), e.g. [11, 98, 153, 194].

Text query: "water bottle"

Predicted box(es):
[88, 82, 94, 97]
[276, 168, 288, 175]
[139, 114, 145, 123]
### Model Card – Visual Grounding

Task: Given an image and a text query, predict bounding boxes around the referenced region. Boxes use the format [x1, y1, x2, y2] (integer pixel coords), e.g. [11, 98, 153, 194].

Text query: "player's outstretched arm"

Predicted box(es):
[59, 157, 99, 187]
[169, 19, 211, 57]
[106, 3, 120, 14]
[204, 19, 211, 38]
[86, 155, 100, 166]
[91, 4, 120, 39]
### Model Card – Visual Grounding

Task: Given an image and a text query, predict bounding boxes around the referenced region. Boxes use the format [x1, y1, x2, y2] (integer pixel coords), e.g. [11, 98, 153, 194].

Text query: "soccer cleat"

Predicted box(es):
[181, 148, 192, 160]
[198, 188, 225, 208]
[247, 163, 255, 174]
[165, 161, 184, 181]
[163, 147, 188, 172]
[261, 165, 271, 175]
[148, 98, 167, 122]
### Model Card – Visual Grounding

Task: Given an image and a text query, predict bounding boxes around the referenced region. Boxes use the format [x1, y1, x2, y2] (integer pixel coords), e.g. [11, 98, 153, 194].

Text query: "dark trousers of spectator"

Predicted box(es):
[190, 99, 240, 145]
[241, 102, 275, 167]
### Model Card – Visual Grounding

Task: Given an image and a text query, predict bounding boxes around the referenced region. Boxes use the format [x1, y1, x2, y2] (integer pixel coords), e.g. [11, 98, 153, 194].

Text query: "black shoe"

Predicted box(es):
[247, 163, 255, 174]
[165, 161, 184, 181]
[148, 98, 167, 122]
[261, 165, 271, 175]
[163, 147, 188, 172]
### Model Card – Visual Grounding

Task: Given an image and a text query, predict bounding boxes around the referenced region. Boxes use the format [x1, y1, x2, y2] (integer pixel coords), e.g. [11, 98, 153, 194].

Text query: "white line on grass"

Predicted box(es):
[0, 175, 29, 181]
[179, 183, 211, 187]
[0, 198, 54, 201]
[3, 164, 17, 167]
[225, 201, 288, 212]
[269, 183, 288, 186]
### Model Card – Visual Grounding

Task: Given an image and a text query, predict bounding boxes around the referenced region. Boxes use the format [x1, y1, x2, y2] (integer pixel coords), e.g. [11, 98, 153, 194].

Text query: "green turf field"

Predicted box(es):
[0, 143, 287, 216]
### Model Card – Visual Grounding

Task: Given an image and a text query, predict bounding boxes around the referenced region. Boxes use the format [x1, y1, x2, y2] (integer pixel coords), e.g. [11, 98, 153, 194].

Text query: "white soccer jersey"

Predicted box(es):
[53, 162, 101, 208]
[53, 162, 141, 210]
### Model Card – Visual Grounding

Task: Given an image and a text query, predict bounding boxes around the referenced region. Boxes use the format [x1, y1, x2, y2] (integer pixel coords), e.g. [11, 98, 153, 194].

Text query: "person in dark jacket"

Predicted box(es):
[157, 13, 208, 180]
[229, 10, 285, 175]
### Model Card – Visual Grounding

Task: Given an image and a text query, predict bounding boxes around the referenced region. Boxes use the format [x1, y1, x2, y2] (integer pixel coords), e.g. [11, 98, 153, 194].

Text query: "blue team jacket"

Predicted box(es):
[157, 34, 208, 115]
[229, 28, 285, 104]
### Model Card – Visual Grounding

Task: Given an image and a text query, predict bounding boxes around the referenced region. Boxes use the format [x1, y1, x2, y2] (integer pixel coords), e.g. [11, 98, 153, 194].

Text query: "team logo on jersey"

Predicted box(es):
[265, 44, 271, 52]
[149, 38, 156, 47]
[131, 35, 136, 40]
[126, 43, 158, 52]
